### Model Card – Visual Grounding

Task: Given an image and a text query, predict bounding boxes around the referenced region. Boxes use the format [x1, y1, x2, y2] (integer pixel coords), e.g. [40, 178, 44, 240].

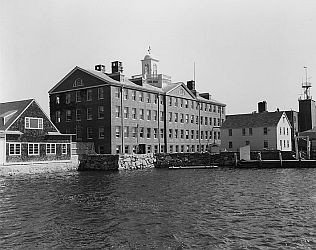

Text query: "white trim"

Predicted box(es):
[61, 143, 68, 154]
[8, 142, 21, 155]
[28, 143, 40, 155]
[25, 117, 43, 129]
[46, 143, 56, 155]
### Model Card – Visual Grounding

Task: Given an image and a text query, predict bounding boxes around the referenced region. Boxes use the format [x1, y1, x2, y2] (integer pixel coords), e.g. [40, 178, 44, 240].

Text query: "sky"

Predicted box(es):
[1, 0, 316, 115]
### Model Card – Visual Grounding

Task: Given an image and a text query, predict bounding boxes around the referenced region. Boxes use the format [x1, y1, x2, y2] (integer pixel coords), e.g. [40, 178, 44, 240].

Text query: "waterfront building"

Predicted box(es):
[0, 99, 72, 165]
[48, 51, 226, 154]
[221, 103, 292, 152]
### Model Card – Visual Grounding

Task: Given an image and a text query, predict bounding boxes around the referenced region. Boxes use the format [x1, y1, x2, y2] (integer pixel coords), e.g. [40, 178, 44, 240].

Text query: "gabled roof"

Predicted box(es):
[222, 111, 286, 129]
[0, 99, 33, 130]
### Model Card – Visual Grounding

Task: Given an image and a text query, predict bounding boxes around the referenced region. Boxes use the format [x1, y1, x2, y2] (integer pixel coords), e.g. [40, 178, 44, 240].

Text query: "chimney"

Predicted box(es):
[95, 64, 106, 73]
[258, 101, 267, 113]
[187, 80, 195, 90]
[111, 61, 123, 74]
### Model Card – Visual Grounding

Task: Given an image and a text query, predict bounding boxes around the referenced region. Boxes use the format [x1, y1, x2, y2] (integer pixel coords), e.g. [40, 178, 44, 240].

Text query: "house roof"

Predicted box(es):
[222, 111, 285, 129]
[0, 99, 34, 130]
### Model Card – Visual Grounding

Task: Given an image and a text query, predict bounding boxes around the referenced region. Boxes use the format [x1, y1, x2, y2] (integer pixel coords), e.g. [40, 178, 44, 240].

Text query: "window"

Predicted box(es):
[153, 110, 157, 121]
[175, 145, 179, 152]
[154, 95, 158, 104]
[98, 106, 104, 119]
[185, 100, 188, 108]
[196, 130, 199, 139]
[62, 144, 67, 154]
[87, 108, 92, 120]
[209, 117, 212, 125]
[28, 143, 39, 155]
[205, 117, 208, 125]
[132, 108, 137, 119]
[264, 140, 268, 148]
[180, 99, 183, 107]
[55, 111, 61, 123]
[169, 129, 173, 138]
[169, 97, 172, 106]
[132, 90, 136, 100]
[140, 127, 144, 138]
[99, 146, 105, 154]
[264, 127, 268, 135]
[200, 103, 203, 110]
[154, 128, 158, 139]
[56, 96, 60, 104]
[185, 114, 189, 123]
[66, 93, 71, 104]
[125, 145, 129, 154]
[180, 114, 184, 123]
[169, 145, 173, 153]
[147, 128, 151, 138]
[205, 104, 207, 111]
[147, 110, 151, 120]
[133, 145, 138, 153]
[283, 127, 286, 135]
[191, 130, 194, 139]
[175, 129, 178, 139]
[242, 128, 246, 136]
[246, 141, 250, 145]
[9, 143, 21, 155]
[287, 140, 290, 148]
[124, 107, 129, 119]
[25, 117, 43, 129]
[116, 145, 121, 154]
[98, 87, 104, 99]
[115, 126, 121, 138]
[99, 127, 104, 139]
[66, 110, 71, 122]
[123, 89, 128, 100]
[76, 109, 81, 121]
[200, 116, 203, 125]
[160, 129, 164, 139]
[46, 144, 56, 154]
[214, 131, 217, 140]
[132, 127, 137, 138]
[169, 112, 172, 122]
[87, 127, 93, 139]
[115, 87, 121, 98]
[217, 118, 220, 126]
[140, 109, 144, 120]
[280, 127, 282, 135]
[139, 92, 144, 102]
[115, 106, 121, 118]
[146, 93, 151, 103]
[191, 101, 195, 109]
[175, 113, 178, 122]
[287, 128, 289, 135]
[249, 128, 252, 135]
[196, 116, 199, 124]
[181, 145, 184, 152]
[229, 141, 233, 149]
[191, 115, 194, 124]
[175, 98, 178, 107]
[75, 125, 82, 140]
[229, 129, 232, 136]
[124, 126, 129, 138]
[73, 78, 83, 87]
[186, 130, 189, 139]
[76, 91, 81, 102]
[180, 129, 184, 139]
[87, 89, 92, 101]
[160, 111, 164, 121]
[201, 131, 204, 139]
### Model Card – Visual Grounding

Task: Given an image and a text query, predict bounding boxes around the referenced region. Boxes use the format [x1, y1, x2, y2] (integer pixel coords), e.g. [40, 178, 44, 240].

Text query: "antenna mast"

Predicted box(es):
[302, 66, 312, 100]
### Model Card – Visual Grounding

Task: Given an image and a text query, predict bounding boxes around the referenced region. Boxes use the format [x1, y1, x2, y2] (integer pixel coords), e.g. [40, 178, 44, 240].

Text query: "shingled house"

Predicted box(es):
[0, 99, 72, 165]
[221, 111, 292, 152]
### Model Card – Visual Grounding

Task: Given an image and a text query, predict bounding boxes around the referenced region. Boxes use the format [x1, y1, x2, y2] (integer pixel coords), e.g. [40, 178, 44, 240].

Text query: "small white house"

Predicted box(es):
[221, 111, 292, 152]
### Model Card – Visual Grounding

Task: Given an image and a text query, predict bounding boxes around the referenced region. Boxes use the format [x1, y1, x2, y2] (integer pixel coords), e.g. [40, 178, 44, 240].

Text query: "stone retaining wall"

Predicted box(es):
[118, 153, 155, 170]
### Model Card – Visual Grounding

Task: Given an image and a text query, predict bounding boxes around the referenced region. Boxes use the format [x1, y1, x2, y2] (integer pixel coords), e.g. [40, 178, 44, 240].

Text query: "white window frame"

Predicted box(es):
[46, 143, 56, 155]
[62, 144, 68, 155]
[9, 143, 21, 155]
[28, 143, 40, 155]
[25, 117, 43, 129]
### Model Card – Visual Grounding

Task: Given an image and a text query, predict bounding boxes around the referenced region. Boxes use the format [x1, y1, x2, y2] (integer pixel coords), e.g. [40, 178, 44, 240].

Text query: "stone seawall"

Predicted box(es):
[78, 153, 155, 171]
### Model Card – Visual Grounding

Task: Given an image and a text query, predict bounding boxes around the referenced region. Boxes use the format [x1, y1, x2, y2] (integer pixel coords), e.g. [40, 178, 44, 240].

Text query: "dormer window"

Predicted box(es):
[25, 117, 43, 129]
[73, 78, 83, 87]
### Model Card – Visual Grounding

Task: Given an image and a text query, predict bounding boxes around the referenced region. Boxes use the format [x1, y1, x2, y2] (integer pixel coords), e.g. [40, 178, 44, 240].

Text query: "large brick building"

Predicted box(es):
[49, 52, 226, 154]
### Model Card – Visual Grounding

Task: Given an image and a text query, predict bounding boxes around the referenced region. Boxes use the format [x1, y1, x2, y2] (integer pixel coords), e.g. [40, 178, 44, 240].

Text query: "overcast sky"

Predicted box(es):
[1, 0, 316, 115]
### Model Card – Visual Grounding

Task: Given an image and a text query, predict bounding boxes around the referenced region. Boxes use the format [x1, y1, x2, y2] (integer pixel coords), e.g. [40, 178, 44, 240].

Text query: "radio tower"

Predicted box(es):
[302, 66, 312, 100]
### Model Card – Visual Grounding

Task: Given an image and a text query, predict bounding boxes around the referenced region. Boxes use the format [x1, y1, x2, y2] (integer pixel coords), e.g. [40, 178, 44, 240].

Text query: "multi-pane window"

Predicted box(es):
[205, 117, 208, 125]
[168, 112, 172, 122]
[264, 127, 268, 135]
[46, 144, 56, 154]
[25, 117, 43, 129]
[180, 114, 184, 123]
[146, 93, 151, 103]
[115, 106, 121, 118]
[66, 93, 71, 104]
[55, 111, 61, 123]
[191, 130, 194, 139]
[242, 128, 246, 136]
[205, 131, 208, 139]
[209, 117, 212, 125]
[98, 106, 104, 119]
[132, 127, 137, 138]
[185, 130, 189, 139]
[169, 129, 173, 138]
[123, 89, 128, 100]
[147, 110, 151, 120]
[218, 118, 220, 126]
[196, 130, 199, 139]
[153, 110, 157, 121]
[229, 141, 233, 148]
[116, 145, 121, 154]
[139, 92, 144, 102]
[160, 111, 164, 121]
[154, 128, 158, 139]
[191, 115, 194, 123]
[180, 129, 184, 139]
[132, 90, 136, 100]
[264, 140, 268, 148]
[175, 129, 178, 139]
[87, 127, 93, 139]
[154, 95, 158, 104]
[140, 109, 144, 120]
[160, 129, 164, 138]
[200, 116, 203, 125]
[115, 126, 121, 138]
[62, 144, 67, 154]
[125, 145, 129, 154]
[140, 127, 144, 138]
[87, 108, 92, 120]
[98, 87, 104, 99]
[76, 91, 81, 102]
[87, 89, 92, 101]
[201, 131, 204, 139]
[175, 113, 178, 122]
[180, 99, 183, 107]
[124, 107, 129, 119]
[76, 109, 81, 121]
[124, 126, 129, 138]
[175, 98, 178, 107]
[132, 108, 137, 119]
[147, 128, 151, 138]
[28, 143, 39, 155]
[66, 110, 71, 122]
[196, 116, 199, 125]
[75, 125, 82, 140]
[9, 143, 21, 155]
[115, 87, 121, 98]
[169, 97, 172, 106]
[185, 100, 188, 108]
[99, 127, 104, 139]
[214, 131, 217, 140]
[185, 114, 189, 123]
[214, 118, 216, 126]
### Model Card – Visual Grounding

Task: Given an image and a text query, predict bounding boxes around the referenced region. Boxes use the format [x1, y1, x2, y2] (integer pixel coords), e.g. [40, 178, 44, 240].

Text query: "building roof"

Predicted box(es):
[0, 99, 34, 130]
[222, 111, 285, 129]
